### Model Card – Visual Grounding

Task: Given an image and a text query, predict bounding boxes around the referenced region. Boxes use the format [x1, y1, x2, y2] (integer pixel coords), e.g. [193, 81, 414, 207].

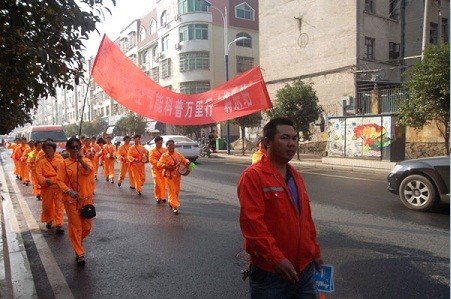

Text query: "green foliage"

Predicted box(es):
[398, 44, 450, 153]
[114, 113, 147, 136]
[64, 124, 80, 137]
[234, 112, 263, 155]
[0, 0, 115, 134]
[174, 125, 211, 141]
[267, 80, 322, 141]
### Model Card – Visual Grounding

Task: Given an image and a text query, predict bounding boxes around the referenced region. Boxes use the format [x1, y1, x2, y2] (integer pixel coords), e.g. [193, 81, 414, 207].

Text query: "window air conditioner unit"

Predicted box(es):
[175, 43, 182, 50]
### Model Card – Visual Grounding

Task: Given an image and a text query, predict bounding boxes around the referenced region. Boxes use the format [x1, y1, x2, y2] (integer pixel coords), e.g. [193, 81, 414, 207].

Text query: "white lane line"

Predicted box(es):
[9, 173, 74, 299]
[300, 170, 385, 182]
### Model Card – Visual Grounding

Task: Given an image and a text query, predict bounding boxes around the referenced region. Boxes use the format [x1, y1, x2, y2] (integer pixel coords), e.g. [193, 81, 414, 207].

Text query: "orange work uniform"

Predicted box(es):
[157, 152, 189, 210]
[29, 149, 45, 197]
[35, 155, 65, 228]
[102, 143, 116, 181]
[14, 144, 27, 181]
[127, 144, 148, 194]
[252, 149, 266, 164]
[90, 142, 102, 180]
[116, 143, 133, 186]
[21, 146, 32, 184]
[56, 157, 94, 257]
[149, 147, 166, 201]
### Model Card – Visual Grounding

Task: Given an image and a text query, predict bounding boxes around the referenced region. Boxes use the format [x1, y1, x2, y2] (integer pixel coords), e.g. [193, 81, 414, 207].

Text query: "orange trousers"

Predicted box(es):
[130, 163, 145, 193]
[165, 175, 181, 209]
[152, 170, 166, 201]
[19, 161, 29, 183]
[63, 200, 93, 257]
[103, 158, 115, 180]
[13, 159, 19, 176]
[118, 161, 133, 185]
[40, 188, 64, 227]
[30, 171, 40, 196]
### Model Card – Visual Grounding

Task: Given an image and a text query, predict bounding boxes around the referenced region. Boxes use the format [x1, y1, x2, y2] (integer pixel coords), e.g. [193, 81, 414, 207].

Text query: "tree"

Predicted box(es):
[64, 123, 80, 138]
[114, 113, 147, 136]
[398, 44, 450, 154]
[0, 0, 115, 134]
[174, 124, 212, 141]
[266, 80, 322, 160]
[234, 112, 263, 155]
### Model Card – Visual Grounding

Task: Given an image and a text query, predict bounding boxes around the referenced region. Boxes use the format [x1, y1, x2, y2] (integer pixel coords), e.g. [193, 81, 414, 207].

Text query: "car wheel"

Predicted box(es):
[398, 174, 439, 211]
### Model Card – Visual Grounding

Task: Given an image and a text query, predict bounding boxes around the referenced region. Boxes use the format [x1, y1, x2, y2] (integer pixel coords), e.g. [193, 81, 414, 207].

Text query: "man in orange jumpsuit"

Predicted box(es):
[56, 137, 94, 267]
[14, 137, 28, 182]
[21, 140, 34, 185]
[148, 136, 166, 203]
[81, 136, 96, 191]
[251, 138, 266, 164]
[238, 118, 323, 298]
[116, 136, 134, 187]
[157, 139, 191, 214]
[90, 137, 103, 180]
[29, 140, 44, 200]
[36, 141, 65, 235]
[127, 134, 148, 195]
[6, 137, 20, 179]
[102, 136, 116, 183]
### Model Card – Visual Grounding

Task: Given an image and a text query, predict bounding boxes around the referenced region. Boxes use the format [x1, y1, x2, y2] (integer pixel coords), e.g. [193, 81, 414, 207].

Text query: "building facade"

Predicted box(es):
[259, 0, 449, 118]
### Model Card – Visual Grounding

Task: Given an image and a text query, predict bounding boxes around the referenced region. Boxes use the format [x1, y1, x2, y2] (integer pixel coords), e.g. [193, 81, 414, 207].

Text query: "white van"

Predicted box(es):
[21, 125, 68, 157]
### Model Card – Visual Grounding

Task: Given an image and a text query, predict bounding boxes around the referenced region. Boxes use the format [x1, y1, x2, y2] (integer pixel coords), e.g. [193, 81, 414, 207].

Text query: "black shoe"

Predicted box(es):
[95, 177, 98, 181]
[111, 180, 114, 184]
[16, 175, 19, 179]
[36, 195, 41, 201]
[56, 227, 64, 235]
[161, 199, 167, 203]
[130, 186, 135, 189]
[137, 192, 142, 196]
[173, 209, 179, 215]
[118, 182, 121, 187]
[76, 255, 86, 267]
[106, 178, 109, 182]
[46, 223, 52, 229]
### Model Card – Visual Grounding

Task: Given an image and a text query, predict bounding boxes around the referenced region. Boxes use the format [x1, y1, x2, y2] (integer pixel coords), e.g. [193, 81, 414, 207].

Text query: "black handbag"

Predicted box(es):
[80, 204, 96, 219]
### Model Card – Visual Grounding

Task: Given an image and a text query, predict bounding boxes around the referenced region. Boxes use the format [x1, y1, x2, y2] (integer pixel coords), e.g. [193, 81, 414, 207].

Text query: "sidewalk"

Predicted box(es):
[214, 150, 394, 174]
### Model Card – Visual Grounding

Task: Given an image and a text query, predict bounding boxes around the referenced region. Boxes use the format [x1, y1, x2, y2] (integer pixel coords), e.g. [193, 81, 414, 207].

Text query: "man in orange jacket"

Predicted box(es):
[6, 137, 20, 179]
[238, 117, 323, 298]
[148, 136, 166, 203]
[56, 137, 94, 267]
[157, 139, 190, 214]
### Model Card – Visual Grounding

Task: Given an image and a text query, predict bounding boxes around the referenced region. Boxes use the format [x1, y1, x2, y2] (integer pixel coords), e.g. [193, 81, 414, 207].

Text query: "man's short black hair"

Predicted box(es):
[263, 117, 295, 140]
[133, 134, 141, 139]
[154, 135, 163, 142]
[43, 140, 56, 151]
[123, 136, 130, 141]
[166, 139, 174, 146]
[66, 137, 81, 149]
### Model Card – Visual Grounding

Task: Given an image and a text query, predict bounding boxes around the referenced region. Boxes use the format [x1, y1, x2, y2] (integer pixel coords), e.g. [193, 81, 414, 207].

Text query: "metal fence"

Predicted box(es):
[356, 88, 407, 114]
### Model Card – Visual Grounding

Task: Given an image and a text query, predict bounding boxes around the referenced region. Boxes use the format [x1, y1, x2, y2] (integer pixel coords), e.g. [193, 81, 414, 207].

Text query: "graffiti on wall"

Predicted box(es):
[327, 116, 393, 158]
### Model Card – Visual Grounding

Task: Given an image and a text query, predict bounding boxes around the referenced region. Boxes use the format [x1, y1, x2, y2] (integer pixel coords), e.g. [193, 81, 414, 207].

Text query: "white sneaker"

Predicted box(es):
[173, 209, 178, 215]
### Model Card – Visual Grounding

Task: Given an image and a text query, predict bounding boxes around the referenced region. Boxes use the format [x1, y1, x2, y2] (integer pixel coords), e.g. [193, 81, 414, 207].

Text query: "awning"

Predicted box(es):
[145, 121, 162, 133]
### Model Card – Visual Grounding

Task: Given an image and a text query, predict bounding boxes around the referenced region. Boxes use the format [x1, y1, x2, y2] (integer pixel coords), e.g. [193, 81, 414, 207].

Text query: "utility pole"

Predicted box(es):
[421, 0, 429, 60]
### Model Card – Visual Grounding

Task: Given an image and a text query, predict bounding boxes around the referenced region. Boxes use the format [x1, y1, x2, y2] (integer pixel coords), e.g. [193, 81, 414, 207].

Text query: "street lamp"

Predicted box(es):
[200, 0, 250, 154]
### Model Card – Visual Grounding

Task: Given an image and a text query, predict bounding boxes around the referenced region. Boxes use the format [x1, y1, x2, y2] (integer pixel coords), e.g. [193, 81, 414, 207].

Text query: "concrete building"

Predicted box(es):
[87, 0, 259, 140]
[259, 0, 449, 117]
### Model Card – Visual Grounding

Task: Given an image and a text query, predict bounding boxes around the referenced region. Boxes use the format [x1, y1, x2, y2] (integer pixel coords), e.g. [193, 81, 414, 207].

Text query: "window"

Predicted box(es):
[161, 58, 171, 78]
[236, 56, 254, 73]
[442, 18, 449, 43]
[149, 19, 156, 35]
[235, 3, 255, 21]
[389, 42, 400, 60]
[162, 35, 169, 52]
[179, 24, 208, 41]
[236, 32, 252, 48]
[139, 26, 146, 41]
[152, 45, 159, 61]
[389, 0, 399, 20]
[179, 52, 210, 72]
[180, 81, 210, 94]
[151, 67, 159, 82]
[364, 37, 375, 60]
[178, 0, 208, 14]
[365, 0, 374, 13]
[142, 50, 148, 64]
[430, 22, 438, 44]
[161, 11, 168, 27]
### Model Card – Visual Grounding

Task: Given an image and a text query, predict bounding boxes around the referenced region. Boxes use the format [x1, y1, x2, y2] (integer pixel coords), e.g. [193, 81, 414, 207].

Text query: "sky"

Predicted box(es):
[83, 0, 155, 57]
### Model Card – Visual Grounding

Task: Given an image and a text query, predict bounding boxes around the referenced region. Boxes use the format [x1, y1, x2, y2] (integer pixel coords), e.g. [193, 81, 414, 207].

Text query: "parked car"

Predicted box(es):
[387, 156, 450, 211]
[145, 135, 200, 162]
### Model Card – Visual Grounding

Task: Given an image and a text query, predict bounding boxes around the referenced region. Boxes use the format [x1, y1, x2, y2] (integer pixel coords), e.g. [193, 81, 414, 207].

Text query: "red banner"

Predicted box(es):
[91, 35, 272, 126]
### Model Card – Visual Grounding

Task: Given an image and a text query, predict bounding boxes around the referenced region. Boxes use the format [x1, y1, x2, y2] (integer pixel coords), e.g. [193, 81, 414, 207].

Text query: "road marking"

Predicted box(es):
[300, 170, 385, 182]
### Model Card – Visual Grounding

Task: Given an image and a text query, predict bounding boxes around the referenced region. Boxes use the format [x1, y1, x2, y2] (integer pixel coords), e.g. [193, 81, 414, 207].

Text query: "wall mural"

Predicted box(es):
[327, 116, 393, 158]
